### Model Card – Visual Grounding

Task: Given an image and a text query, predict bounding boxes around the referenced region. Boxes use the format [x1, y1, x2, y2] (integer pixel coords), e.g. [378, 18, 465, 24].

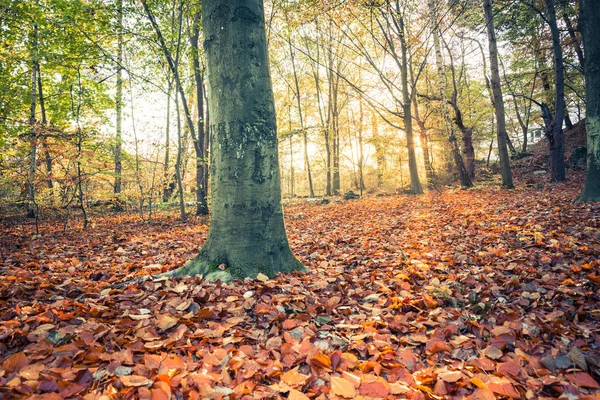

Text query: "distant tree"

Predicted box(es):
[543, 0, 566, 182]
[576, 0, 600, 202]
[483, 0, 513, 189]
[167, 0, 305, 280]
[428, 0, 472, 188]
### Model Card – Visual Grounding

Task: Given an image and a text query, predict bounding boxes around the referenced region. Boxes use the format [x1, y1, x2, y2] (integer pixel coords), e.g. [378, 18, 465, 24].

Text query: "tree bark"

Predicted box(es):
[484, 0, 514, 188]
[172, 0, 305, 280]
[576, 0, 600, 201]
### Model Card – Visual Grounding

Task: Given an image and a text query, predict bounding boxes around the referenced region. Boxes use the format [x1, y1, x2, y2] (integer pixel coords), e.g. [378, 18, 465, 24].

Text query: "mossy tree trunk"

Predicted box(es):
[576, 0, 600, 201]
[172, 0, 305, 280]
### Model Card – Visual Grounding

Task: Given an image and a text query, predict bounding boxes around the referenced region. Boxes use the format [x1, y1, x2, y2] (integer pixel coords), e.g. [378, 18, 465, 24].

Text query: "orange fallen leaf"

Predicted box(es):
[288, 388, 310, 400]
[281, 367, 309, 387]
[487, 376, 521, 398]
[331, 376, 356, 398]
[1, 352, 28, 373]
[438, 370, 463, 383]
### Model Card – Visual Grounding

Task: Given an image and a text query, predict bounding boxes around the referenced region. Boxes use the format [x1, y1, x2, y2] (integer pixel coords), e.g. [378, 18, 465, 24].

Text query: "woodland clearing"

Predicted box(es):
[0, 183, 599, 399]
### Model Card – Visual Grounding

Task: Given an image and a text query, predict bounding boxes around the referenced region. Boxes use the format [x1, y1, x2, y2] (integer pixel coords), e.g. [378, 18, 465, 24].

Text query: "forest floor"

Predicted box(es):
[1, 182, 600, 399]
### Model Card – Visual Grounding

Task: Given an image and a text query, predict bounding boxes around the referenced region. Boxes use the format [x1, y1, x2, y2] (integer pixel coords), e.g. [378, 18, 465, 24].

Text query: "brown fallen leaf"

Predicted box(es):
[120, 375, 153, 387]
[156, 314, 178, 331]
[566, 372, 600, 389]
[484, 345, 503, 360]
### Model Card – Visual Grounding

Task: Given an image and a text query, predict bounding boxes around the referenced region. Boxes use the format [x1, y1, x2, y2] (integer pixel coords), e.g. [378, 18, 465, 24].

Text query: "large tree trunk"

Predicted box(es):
[484, 0, 514, 188]
[576, 0, 600, 201]
[114, 0, 123, 194]
[172, 0, 304, 280]
[428, 0, 472, 188]
[545, 0, 566, 182]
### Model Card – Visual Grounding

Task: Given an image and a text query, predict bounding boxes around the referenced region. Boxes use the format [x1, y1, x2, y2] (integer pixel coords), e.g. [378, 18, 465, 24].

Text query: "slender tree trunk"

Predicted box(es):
[27, 14, 39, 222]
[371, 110, 385, 187]
[545, 0, 566, 182]
[174, 86, 186, 222]
[428, 0, 472, 188]
[484, 0, 514, 188]
[443, 36, 476, 179]
[130, 82, 145, 220]
[399, 15, 422, 194]
[163, 80, 172, 202]
[324, 127, 332, 196]
[114, 0, 123, 194]
[190, 10, 208, 215]
[289, 126, 295, 197]
[37, 66, 53, 192]
[289, 37, 314, 197]
[563, 13, 584, 72]
[358, 97, 365, 194]
[141, 0, 203, 195]
[172, 0, 304, 280]
[71, 72, 88, 229]
[564, 107, 573, 130]
[576, 0, 600, 201]
[410, 70, 434, 188]
[328, 21, 341, 195]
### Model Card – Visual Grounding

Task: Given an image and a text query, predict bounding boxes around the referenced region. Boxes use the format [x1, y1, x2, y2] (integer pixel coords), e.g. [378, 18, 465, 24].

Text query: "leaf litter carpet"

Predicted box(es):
[0, 184, 599, 399]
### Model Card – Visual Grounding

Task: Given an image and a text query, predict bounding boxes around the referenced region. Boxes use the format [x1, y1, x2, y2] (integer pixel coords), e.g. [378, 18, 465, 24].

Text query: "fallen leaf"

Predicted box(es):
[566, 372, 600, 389]
[120, 375, 153, 387]
[331, 376, 356, 398]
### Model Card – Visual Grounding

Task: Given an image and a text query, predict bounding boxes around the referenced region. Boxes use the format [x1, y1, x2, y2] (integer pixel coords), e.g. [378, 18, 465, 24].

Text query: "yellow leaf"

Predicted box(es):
[469, 377, 489, 389]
